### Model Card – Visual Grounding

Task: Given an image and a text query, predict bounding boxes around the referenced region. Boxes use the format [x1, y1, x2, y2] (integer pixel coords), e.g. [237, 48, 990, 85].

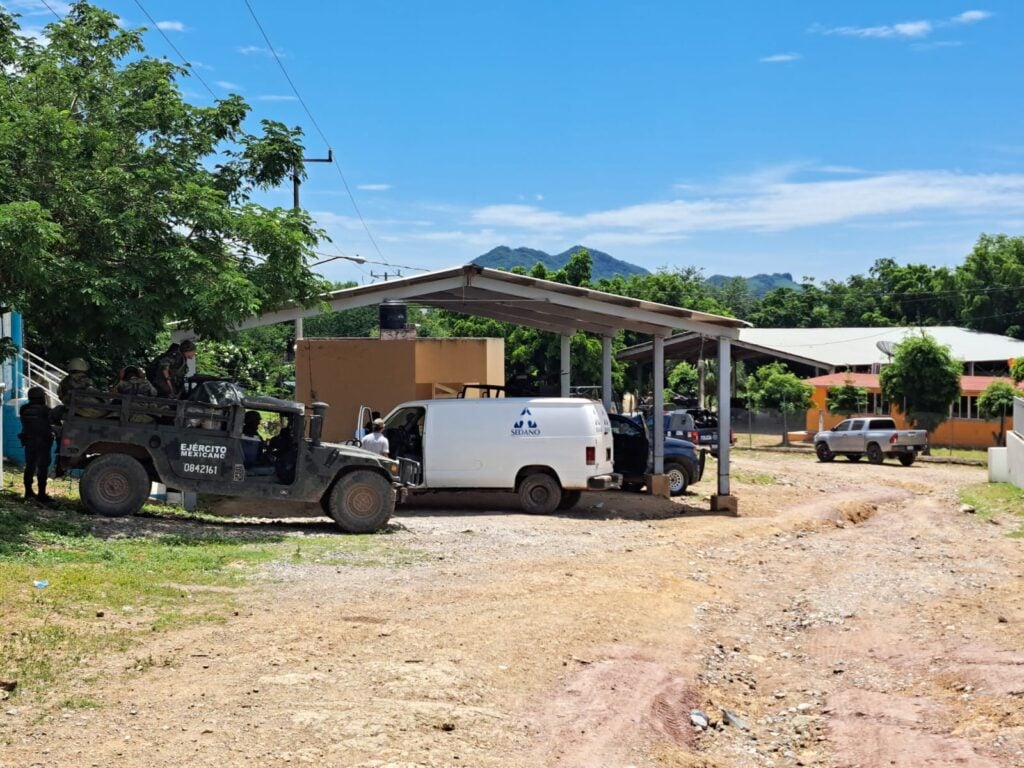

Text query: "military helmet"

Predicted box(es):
[27, 386, 46, 403]
[67, 357, 89, 372]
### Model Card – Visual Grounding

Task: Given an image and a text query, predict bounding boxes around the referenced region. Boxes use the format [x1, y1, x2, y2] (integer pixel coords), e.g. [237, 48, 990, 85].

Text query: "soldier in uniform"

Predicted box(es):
[57, 357, 103, 418]
[148, 338, 196, 398]
[19, 386, 55, 502]
[115, 365, 159, 423]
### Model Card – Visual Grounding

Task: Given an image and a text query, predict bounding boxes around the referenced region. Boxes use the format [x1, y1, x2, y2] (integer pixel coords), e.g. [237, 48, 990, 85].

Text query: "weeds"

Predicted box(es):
[960, 482, 1024, 537]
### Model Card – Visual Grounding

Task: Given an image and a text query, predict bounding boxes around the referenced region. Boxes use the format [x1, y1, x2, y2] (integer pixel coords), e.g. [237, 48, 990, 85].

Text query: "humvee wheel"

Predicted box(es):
[80, 454, 150, 517]
[328, 471, 395, 533]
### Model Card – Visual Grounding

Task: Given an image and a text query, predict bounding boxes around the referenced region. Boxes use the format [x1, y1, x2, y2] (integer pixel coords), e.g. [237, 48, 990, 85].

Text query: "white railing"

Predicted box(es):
[19, 348, 66, 405]
[1014, 397, 1024, 439]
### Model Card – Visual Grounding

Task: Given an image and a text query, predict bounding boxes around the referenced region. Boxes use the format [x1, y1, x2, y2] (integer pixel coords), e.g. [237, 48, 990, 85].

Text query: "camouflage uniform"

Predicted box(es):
[116, 374, 159, 423]
[57, 371, 103, 418]
[149, 349, 189, 398]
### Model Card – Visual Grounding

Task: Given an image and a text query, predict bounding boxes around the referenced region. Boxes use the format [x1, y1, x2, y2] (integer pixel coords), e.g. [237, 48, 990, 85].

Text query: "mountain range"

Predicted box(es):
[472, 245, 801, 296]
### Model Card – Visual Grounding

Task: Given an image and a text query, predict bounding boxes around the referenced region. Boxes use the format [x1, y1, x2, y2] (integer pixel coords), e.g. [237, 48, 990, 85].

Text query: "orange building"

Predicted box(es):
[804, 372, 1023, 449]
[295, 337, 505, 443]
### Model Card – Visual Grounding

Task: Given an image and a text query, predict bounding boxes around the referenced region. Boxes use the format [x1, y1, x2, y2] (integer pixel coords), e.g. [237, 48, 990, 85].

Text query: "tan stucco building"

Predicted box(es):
[295, 337, 504, 443]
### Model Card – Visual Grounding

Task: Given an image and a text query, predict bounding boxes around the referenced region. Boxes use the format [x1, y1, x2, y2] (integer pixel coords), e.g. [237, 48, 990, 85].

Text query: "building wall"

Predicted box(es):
[805, 385, 1014, 449]
[295, 338, 504, 443]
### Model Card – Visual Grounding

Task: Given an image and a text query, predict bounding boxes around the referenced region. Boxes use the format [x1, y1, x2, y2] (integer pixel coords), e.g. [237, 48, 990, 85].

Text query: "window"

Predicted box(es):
[849, 420, 866, 431]
[869, 419, 897, 430]
[833, 421, 850, 432]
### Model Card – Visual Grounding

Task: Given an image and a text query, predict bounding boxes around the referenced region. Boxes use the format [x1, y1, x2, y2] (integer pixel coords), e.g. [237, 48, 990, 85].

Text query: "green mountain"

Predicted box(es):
[472, 245, 649, 281]
[705, 272, 802, 297]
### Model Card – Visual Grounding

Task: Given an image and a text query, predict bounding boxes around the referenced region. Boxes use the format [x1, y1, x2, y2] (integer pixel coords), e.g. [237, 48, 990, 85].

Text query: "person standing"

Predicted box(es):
[19, 387, 55, 503]
[148, 338, 196, 398]
[361, 418, 390, 456]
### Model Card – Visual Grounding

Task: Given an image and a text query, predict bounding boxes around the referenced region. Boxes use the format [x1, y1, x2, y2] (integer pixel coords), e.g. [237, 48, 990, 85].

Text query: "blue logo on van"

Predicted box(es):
[511, 407, 541, 436]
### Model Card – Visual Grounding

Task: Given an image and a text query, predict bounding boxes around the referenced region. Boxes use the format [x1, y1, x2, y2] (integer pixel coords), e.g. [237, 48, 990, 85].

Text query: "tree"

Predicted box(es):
[956, 234, 1024, 338]
[745, 362, 813, 445]
[826, 377, 868, 417]
[0, 3, 327, 375]
[879, 332, 961, 439]
[1011, 358, 1024, 384]
[667, 362, 698, 401]
[977, 380, 1019, 446]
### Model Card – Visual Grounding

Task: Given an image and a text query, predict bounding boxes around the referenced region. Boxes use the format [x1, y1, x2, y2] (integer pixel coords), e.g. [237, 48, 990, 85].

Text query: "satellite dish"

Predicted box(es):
[876, 340, 895, 358]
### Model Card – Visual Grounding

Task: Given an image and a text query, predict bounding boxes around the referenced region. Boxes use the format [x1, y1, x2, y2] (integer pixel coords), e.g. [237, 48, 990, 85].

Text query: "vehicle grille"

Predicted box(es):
[399, 457, 422, 486]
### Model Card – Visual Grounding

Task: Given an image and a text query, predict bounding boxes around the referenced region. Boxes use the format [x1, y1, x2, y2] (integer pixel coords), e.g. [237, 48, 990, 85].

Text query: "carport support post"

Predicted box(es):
[653, 334, 665, 475]
[560, 333, 572, 398]
[601, 335, 613, 413]
[711, 335, 739, 514]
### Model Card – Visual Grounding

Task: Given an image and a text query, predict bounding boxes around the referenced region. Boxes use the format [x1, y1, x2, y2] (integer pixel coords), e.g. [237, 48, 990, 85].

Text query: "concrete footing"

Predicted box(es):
[711, 494, 739, 515]
[646, 474, 670, 498]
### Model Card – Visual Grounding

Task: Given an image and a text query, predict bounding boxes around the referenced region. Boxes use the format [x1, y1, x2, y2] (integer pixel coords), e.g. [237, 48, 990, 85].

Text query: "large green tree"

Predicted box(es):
[745, 362, 813, 444]
[957, 235, 1024, 339]
[879, 332, 961, 436]
[0, 3, 327, 373]
[827, 377, 869, 417]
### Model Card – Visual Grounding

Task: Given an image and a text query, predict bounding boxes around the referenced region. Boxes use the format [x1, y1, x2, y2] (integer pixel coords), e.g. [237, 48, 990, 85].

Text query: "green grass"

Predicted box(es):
[0, 483, 424, 703]
[732, 469, 777, 485]
[959, 482, 1024, 537]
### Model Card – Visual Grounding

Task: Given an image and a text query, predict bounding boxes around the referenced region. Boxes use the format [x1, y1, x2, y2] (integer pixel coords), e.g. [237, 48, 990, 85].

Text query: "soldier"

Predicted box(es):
[57, 357, 103, 418]
[115, 365, 159, 423]
[19, 386, 55, 503]
[148, 338, 196, 398]
[58, 357, 94, 403]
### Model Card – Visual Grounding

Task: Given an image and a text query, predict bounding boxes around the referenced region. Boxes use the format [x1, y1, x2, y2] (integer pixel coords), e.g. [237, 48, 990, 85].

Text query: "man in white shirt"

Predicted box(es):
[361, 418, 390, 456]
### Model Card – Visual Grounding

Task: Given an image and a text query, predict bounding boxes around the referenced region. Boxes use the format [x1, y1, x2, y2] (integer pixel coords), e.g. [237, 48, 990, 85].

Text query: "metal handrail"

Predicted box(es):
[18, 348, 66, 404]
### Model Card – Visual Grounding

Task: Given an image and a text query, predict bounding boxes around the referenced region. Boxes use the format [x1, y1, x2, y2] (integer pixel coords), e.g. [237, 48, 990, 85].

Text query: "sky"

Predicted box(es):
[6, 1, 1024, 286]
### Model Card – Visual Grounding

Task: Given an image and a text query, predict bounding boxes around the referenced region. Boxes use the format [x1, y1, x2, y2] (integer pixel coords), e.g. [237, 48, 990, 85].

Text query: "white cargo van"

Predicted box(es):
[366, 398, 621, 514]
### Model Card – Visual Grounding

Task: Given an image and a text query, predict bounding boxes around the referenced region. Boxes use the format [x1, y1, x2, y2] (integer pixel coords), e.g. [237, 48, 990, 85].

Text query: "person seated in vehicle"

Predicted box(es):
[241, 410, 276, 476]
[397, 410, 424, 461]
[112, 365, 159, 423]
[147, 338, 196, 399]
[56, 357, 104, 418]
[268, 423, 297, 483]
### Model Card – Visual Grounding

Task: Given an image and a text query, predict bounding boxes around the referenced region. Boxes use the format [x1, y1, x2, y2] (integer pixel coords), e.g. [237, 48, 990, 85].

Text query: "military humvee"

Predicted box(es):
[58, 381, 416, 533]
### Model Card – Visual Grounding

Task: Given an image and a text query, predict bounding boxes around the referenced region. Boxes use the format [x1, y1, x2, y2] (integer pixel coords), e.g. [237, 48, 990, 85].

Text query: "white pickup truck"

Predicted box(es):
[814, 417, 928, 466]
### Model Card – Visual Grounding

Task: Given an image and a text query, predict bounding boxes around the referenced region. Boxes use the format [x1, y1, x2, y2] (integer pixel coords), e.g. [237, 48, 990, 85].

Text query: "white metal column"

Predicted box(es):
[602, 335, 613, 413]
[653, 334, 665, 474]
[560, 333, 572, 397]
[294, 317, 304, 341]
[716, 335, 732, 499]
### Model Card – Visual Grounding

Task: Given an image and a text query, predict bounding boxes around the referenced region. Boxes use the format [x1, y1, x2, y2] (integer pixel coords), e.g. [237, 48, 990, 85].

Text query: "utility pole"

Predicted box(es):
[291, 149, 333, 341]
[370, 270, 402, 282]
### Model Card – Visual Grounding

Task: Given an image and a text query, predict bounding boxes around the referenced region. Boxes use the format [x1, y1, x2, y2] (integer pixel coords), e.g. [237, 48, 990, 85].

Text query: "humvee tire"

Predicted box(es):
[80, 454, 151, 517]
[327, 470, 395, 533]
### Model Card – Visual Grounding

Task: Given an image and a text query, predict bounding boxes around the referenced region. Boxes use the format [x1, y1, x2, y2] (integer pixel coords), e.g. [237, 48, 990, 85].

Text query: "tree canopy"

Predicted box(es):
[977, 380, 1018, 446]
[879, 332, 961, 432]
[0, 2, 327, 373]
[826, 378, 868, 417]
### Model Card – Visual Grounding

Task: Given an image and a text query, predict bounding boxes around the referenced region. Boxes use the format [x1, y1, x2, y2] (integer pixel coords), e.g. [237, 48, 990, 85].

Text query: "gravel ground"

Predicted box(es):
[2, 452, 1021, 768]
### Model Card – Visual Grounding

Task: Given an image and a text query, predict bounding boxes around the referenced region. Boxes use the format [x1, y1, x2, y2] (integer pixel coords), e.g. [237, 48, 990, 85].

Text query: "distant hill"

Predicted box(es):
[705, 272, 802, 297]
[472, 245, 649, 281]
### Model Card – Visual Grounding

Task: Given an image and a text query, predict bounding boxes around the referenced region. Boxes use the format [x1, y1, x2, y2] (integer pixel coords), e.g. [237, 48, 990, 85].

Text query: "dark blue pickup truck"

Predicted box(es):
[609, 413, 704, 496]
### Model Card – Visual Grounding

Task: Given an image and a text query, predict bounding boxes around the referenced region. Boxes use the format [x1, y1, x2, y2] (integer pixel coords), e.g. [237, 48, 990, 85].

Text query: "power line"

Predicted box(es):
[312, 251, 429, 272]
[241, 0, 387, 263]
[37, 0, 62, 20]
[132, 0, 218, 100]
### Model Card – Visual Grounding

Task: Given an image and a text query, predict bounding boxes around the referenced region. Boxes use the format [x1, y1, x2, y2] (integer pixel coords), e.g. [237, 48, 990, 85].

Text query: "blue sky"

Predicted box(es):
[7, 1, 1024, 285]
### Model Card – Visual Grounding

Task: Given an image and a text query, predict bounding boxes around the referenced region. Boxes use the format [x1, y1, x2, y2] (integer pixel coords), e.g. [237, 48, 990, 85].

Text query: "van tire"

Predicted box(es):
[518, 473, 561, 515]
[328, 471, 395, 533]
[664, 461, 690, 496]
[557, 490, 582, 510]
[80, 454, 150, 517]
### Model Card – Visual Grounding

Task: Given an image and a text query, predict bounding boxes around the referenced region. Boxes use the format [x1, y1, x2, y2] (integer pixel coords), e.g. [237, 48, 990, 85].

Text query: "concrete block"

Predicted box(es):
[711, 494, 740, 515]
[646, 474, 670, 498]
[988, 447, 1009, 483]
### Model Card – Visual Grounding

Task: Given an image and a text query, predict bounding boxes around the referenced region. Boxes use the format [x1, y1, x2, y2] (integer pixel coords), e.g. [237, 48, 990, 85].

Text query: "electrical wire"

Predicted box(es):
[241, 0, 388, 263]
[131, 0, 218, 100]
[37, 0, 62, 20]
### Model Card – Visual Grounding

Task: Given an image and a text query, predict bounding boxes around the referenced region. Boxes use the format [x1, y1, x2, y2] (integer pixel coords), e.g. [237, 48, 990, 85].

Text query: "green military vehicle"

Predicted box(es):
[58, 381, 414, 533]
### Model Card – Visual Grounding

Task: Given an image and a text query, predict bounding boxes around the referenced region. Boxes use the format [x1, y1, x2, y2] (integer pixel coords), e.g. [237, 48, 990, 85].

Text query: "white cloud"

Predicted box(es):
[812, 20, 932, 38]
[155, 20, 185, 32]
[356, 183, 392, 192]
[816, 165, 865, 174]
[912, 40, 964, 51]
[215, 80, 241, 91]
[5, 0, 70, 16]
[469, 169, 1024, 236]
[257, 94, 298, 102]
[950, 10, 992, 24]
[237, 45, 279, 58]
[760, 53, 801, 63]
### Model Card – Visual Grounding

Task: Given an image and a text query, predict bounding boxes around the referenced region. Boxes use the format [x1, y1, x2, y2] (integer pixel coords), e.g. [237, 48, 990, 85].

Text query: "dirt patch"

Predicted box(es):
[3, 453, 1022, 767]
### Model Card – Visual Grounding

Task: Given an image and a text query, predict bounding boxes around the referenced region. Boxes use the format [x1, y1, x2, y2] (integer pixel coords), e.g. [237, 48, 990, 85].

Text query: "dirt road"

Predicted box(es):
[3, 452, 1023, 767]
